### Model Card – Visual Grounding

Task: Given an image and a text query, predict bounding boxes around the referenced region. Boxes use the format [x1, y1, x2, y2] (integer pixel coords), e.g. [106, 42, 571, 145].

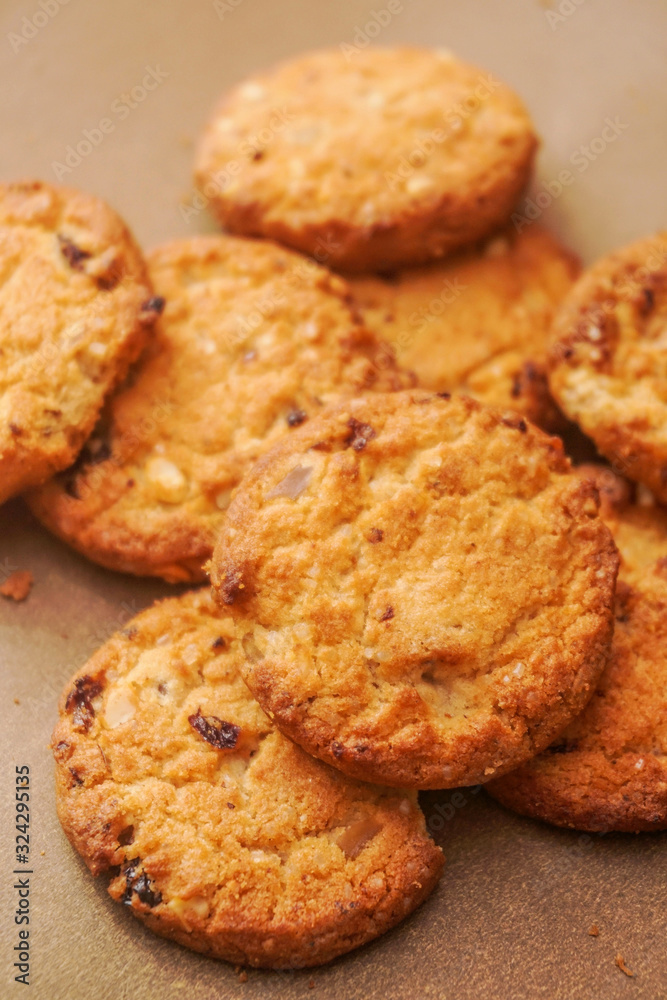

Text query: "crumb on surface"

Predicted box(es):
[238, 969, 248, 983]
[308, 978, 316, 989]
[0, 570, 33, 601]
[588, 924, 599, 937]
[615, 953, 634, 977]
[14, 698, 20, 705]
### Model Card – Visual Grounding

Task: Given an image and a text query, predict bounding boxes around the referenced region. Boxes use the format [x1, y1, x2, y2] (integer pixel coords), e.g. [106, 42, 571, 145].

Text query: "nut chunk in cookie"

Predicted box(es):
[52, 589, 443, 969]
[488, 465, 667, 833]
[28, 235, 410, 582]
[549, 231, 667, 501]
[195, 47, 537, 272]
[210, 391, 618, 790]
[0, 180, 154, 503]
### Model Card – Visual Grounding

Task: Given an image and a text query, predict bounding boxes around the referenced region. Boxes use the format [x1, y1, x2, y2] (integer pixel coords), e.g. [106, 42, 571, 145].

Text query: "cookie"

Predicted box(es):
[488, 465, 667, 832]
[0, 179, 155, 504]
[194, 47, 537, 272]
[209, 390, 618, 789]
[548, 231, 667, 500]
[346, 226, 579, 430]
[27, 236, 411, 582]
[52, 588, 444, 969]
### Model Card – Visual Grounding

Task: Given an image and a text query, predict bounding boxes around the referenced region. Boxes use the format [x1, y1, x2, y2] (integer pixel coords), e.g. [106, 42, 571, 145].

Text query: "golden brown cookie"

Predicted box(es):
[0, 179, 155, 504]
[346, 225, 579, 430]
[548, 232, 667, 500]
[488, 466, 667, 833]
[210, 390, 618, 790]
[194, 47, 537, 272]
[28, 235, 410, 582]
[52, 589, 443, 969]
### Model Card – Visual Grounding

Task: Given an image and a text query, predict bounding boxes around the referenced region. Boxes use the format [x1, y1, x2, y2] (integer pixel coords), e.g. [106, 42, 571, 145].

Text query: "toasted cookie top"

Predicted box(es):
[549, 232, 667, 500]
[28, 235, 410, 582]
[0, 179, 154, 503]
[52, 589, 443, 969]
[210, 391, 618, 789]
[347, 225, 579, 430]
[488, 468, 667, 832]
[194, 47, 537, 271]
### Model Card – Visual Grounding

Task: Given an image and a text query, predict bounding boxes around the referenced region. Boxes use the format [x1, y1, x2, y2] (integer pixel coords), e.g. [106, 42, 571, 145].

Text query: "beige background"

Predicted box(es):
[1, 1, 666, 998]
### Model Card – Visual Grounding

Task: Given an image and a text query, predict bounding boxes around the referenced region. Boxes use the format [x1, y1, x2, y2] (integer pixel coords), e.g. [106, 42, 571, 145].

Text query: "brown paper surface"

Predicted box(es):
[1, 2, 666, 997]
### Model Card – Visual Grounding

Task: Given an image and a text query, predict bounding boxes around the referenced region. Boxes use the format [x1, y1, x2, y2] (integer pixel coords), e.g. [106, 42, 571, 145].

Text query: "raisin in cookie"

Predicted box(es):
[0, 179, 155, 503]
[210, 391, 618, 789]
[347, 225, 579, 430]
[28, 235, 410, 582]
[488, 465, 667, 833]
[549, 232, 667, 500]
[52, 589, 443, 969]
[194, 47, 537, 272]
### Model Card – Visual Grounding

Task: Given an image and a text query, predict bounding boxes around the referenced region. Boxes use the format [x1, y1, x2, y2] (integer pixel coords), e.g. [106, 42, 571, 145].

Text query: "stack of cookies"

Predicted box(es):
[2, 45, 666, 971]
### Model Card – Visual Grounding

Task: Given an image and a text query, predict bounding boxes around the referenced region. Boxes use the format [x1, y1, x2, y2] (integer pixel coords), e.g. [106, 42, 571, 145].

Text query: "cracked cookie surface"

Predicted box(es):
[488, 465, 667, 832]
[548, 232, 667, 499]
[346, 225, 579, 430]
[0, 179, 153, 503]
[28, 235, 410, 582]
[52, 588, 443, 969]
[210, 391, 618, 789]
[194, 47, 537, 272]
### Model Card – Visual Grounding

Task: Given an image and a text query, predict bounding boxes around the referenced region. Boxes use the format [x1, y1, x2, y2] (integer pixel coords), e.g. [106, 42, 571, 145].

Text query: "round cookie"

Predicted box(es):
[194, 47, 537, 272]
[0, 179, 155, 504]
[346, 225, 579, 430]
[549, 231, 667, 501]
[52, 589, 444, 969]
[27, 235, 411, 582]
[210, 390, 619, 790]
[488, 465, 667, 833]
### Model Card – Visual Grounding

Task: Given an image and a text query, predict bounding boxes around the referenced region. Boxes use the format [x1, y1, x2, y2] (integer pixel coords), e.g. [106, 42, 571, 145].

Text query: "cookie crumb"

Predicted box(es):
[238, 969, 248, 983]
[308, 979, 315, 989]
[14, 698, 20, 705]
[588, 924, 599, 937]
[615, 953, 634, 977]
[0, 570, 33, 602]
